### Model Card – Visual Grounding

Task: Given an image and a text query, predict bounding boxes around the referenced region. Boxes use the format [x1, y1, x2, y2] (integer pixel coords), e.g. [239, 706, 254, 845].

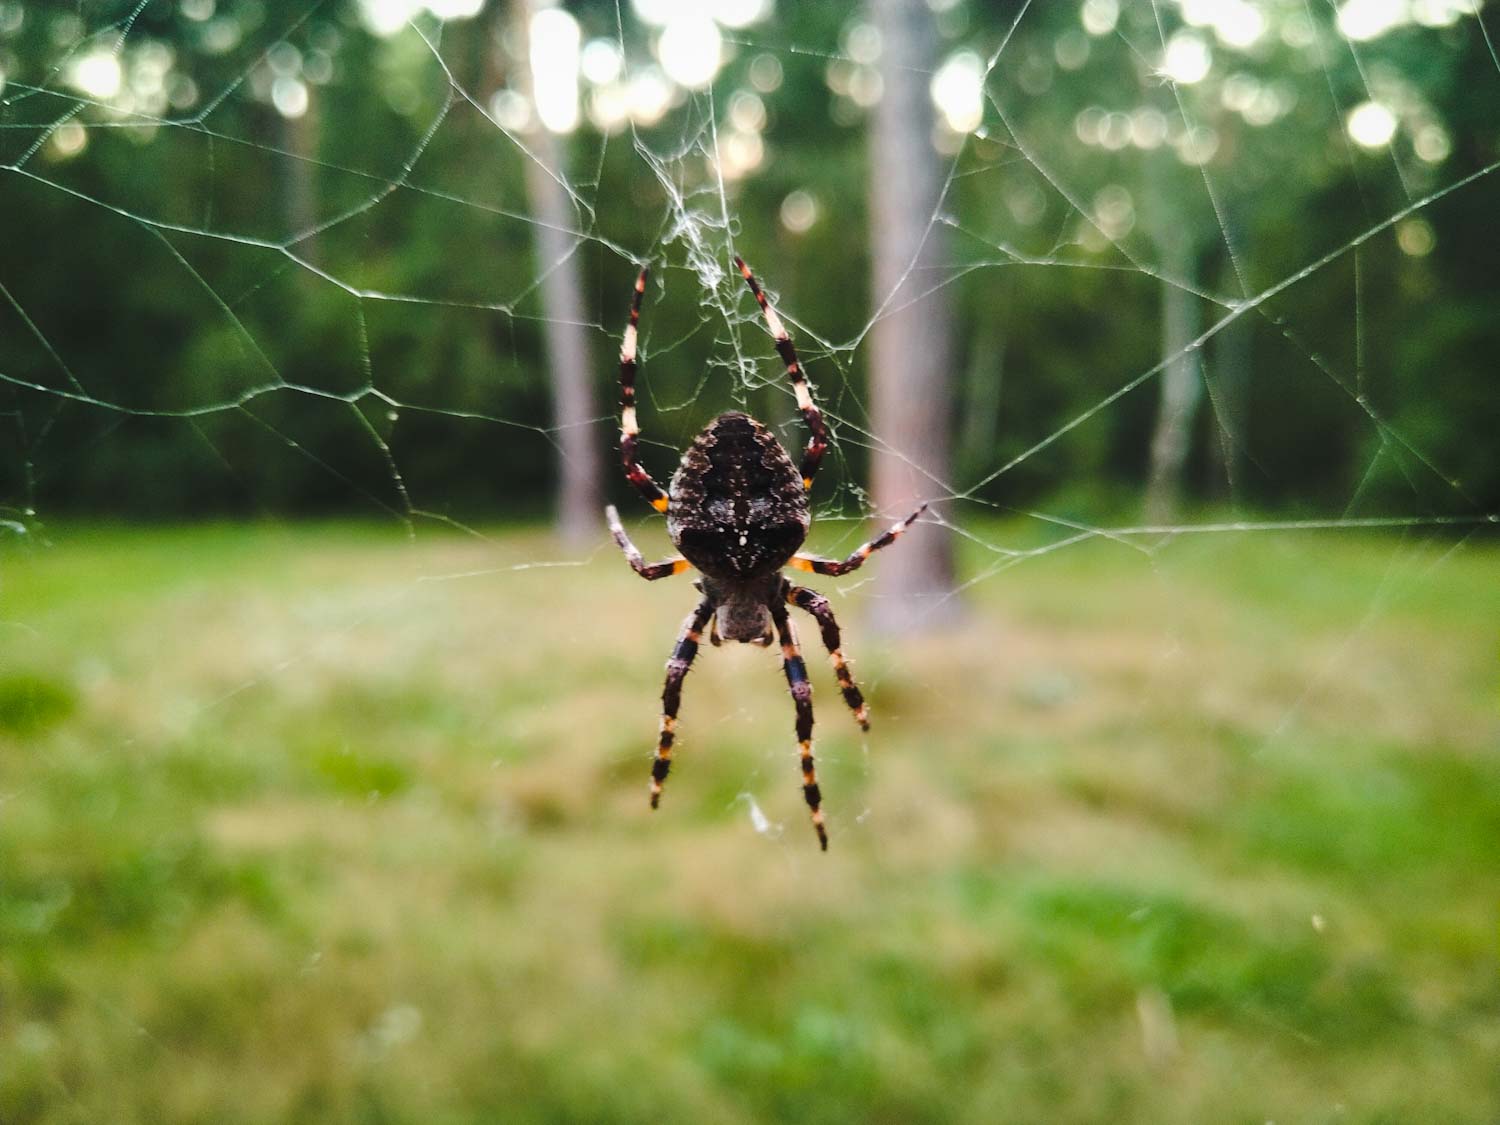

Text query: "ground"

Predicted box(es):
[1, 519, 1497, 1123]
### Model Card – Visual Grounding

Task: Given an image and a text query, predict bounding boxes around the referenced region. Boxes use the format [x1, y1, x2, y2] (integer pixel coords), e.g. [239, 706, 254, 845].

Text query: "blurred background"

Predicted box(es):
[1, 0, 1498, 1121]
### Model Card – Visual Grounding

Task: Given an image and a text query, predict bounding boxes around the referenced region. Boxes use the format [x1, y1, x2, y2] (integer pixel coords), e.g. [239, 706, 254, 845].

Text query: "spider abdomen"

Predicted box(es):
[667, 411, 809, 580]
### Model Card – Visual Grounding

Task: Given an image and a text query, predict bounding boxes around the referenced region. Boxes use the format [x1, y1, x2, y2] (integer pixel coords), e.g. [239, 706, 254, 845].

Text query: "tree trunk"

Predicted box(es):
[956, 301, 1005, 484]
[866, 0, 959, 634]
[512, 0, 601, 544]
[280, 97, 319, 264]
[1207, 251, 1251, 501]
[1144, 232, 1204, 525]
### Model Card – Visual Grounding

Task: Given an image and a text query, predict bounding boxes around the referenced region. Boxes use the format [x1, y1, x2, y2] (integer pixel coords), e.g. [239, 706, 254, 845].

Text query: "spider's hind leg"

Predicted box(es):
[651, 597, 715, 809]
[770, 601, 828, 850]
[787, 583, 869, 731]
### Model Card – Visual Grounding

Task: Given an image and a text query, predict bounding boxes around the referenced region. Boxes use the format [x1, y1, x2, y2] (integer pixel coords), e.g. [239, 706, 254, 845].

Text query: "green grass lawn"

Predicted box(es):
[2, 520, 1497, 1123]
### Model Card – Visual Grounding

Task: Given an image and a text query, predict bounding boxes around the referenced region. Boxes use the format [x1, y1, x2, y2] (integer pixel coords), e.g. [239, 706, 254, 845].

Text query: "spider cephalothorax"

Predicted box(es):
[605, 257, 926, 850]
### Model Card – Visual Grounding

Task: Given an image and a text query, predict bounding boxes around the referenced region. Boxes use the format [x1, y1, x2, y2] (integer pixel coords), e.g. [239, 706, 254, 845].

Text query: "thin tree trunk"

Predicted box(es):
[1207, 249, 1251, 501]
[867, 0, 959, 633]
[957, 306, 1005, 483]
[1144, 232, 1204, 525]
[281, 97, 318, 264]
[513, 0, 601, 544]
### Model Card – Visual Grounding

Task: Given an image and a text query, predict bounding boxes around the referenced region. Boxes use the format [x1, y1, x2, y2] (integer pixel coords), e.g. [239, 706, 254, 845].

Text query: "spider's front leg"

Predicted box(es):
[735, 256, 829, 490]
[786, 583, 869, 731]
[616, 266, 670, 513]
[769, 601, 828, 850]
[791, 503, 929, 577]
[606, 505, 690, 581]
[651, 598, 715, 809]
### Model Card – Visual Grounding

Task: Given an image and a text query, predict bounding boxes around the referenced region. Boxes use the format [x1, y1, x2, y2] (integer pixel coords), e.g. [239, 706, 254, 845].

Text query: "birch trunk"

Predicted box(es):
[513, 0, 601, 544]
[867, 0, 960, 633]
[1144, 233, 1204, 525]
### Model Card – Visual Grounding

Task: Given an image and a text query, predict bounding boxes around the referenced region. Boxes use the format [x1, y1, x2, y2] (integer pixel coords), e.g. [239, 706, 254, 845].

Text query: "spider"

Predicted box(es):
[604, 257, 926, 851]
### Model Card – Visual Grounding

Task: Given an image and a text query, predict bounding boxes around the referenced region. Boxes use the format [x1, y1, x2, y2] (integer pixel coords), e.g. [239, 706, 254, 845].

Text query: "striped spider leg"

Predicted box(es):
[605, 504, 689, 581]
[603, 505, 698, 809]
[651, 598, 714, 809]
[734, 256, 830, 490]
[769, 598, 828, 850]
[617, 266, 670, 514]
[785, 582, 869, 732]
[790, 503, 929, 577]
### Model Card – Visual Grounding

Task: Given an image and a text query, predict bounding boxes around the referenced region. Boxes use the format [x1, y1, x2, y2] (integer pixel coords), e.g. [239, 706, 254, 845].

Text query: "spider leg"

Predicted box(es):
[734, 256, 829, 491]
[770, 600, 828, 850]
[606, 505, 690, 580]
[786, 582, 869, 731]
[790, 503, 929, 577]
[651, 597, 715, 809]
[617, 267, 670, 514]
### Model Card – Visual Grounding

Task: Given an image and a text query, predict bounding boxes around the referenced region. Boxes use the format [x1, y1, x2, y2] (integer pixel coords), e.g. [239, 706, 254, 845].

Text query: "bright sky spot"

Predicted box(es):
[489, 89, 532, 133]
[709, 0, 774, 30]
[358, 0, 417, 37]
[1178, 0, 1218, 26]
[780, 190, 818, 233]
[1176, 124, 1219, 165]
[1346, 100, 1397, 148]
[1414, 123, 1451, 162]
[728, 89, 766, 133]
[1081, 0, 1119, 37]
[632, 0, 682, 27]
[580, 39, 623, 85]
[658, 13, 722, 89]
[1221, 72, 1258, 112]
[1336, 0, 1408, 41]
[1130, 107, 1167, 149]
[1396, 217, 1435, 256]
[50, 120, 88, 159]
[71, 51, 122, 99]
[844, 22, 882, 65]
[716, 129, 764, 179]
[358, 0, 480, 37]
[588, 83, 630, 134]
[531, 8, 581, 133]
[1412, 0, 1478, 27]
[1075, 106, 1105, 145]
[749, 53, 783, 93]
[272, 76, 309, 118]
[1163, 31, 1211, 84]
[847, 66, 883, 108]
[627, 67, 673, 126]
[425, 0, 482, 18]
[1094, 184, 1135, 239]
[1054, 29, 1090, 70]
[1099, 111, 1131, 150]
[931, 50, 984, 133]
[1213, 1, 1265, 48]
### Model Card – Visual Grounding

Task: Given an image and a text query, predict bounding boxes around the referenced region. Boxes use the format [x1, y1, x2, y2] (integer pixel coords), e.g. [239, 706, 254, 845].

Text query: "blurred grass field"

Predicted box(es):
[1, 520, 1497, 1124]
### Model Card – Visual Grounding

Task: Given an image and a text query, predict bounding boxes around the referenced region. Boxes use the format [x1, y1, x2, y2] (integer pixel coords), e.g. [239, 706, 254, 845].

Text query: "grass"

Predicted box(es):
[1, 518, 1497, 1123]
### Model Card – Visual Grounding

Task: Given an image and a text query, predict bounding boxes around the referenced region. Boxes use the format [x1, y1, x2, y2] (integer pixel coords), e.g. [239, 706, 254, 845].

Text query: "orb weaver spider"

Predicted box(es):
[605, 258, 926, 850]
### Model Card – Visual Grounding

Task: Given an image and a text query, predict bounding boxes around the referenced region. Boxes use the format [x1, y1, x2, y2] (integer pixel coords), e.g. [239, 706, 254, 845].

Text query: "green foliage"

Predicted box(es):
[0, 673, 74, 736]
[0, 1, 1495, 521]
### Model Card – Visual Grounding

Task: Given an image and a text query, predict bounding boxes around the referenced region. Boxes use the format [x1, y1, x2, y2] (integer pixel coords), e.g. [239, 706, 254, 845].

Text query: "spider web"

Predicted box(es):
[0, 0, 1496, 852]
